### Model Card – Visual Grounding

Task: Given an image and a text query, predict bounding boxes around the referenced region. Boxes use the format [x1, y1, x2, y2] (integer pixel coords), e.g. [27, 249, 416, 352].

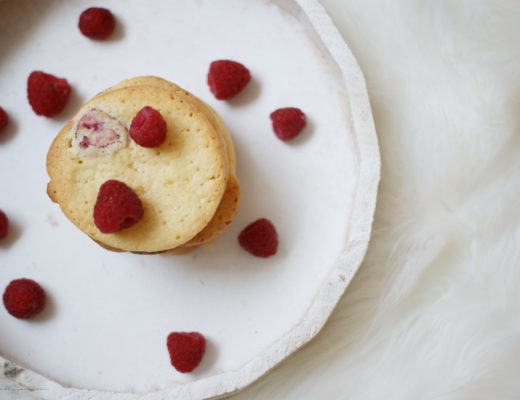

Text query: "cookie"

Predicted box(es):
[102, 76, 240, 247]
[47, 84, 229, 253]
[183, 104, 239, 247]
[184, 175, 240, 246]
[104, 77, 237, 172]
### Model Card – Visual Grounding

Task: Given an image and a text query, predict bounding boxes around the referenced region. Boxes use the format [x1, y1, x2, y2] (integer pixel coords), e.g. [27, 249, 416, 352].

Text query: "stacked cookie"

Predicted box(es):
[46, 76, 240, 253]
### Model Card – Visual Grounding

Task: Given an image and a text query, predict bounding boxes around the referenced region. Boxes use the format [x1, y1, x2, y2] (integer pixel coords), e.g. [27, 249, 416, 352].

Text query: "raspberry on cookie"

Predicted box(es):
[93, 180, 144, 233]
[129, 106, 167, 148]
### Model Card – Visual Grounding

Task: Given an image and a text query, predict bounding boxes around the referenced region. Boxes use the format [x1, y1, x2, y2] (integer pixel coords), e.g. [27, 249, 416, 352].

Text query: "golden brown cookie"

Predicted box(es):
[47, 84, 228, 253]
[102, 76, 240, 247]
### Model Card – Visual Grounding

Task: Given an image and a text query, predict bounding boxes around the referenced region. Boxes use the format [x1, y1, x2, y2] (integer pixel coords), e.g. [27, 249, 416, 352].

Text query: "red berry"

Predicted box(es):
[27, 71, 72, 117]
[79, 7, 116, 40]
[93, 180, 144, 234]
[167, 332, 206, 373]
[207, 60, 251, 100]
[3, 279, 46, 319]
[0, 210, 8, 240]
[270, 108, 306, 141]
[129, 106, 167, 148]
[238, 218, 278, 257]
[0, 107, 8, 132]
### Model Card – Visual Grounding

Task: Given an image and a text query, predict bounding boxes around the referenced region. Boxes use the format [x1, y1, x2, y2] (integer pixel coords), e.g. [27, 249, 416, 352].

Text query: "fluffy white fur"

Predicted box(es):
[235, 1, 520, 399]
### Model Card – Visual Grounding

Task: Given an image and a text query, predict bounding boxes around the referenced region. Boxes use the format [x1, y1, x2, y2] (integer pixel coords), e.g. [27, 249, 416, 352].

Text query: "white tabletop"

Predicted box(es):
[2, 0, 519, 399]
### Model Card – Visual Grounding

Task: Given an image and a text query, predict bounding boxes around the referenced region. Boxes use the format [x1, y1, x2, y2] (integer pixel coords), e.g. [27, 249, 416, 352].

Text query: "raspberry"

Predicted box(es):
[93, 180, 144, 233]
[27, 71, 72, 117]
[270, 108, 307, 141]
[0, 210, 8, 240]
[79, 7, 116, 40]
[167, 332, 206, 373]
[207, 60, 251, 100]
[238, 218, 278, 257]
[3, 279, 46, 319]
[0, 107, 8, 132]
[129, 106, 167, 148]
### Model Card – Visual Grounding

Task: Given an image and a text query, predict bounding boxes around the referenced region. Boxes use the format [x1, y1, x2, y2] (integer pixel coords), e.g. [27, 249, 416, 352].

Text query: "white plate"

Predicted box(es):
[0, 0, 379, 399]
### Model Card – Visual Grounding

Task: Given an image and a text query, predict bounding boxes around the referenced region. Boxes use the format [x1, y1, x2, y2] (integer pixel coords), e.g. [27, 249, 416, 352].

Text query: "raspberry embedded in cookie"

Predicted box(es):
[167, 332, 206, 373]
[74, 108, 128, 155]
[79, 7, 116, 40]
[207, 60, 251, 100]
[129, 106, 167, 148]
[270, 107, 306, 141]
[3, 278, 46, 319]
[27, 71, 71, 117]
[93, 180, 144, 234]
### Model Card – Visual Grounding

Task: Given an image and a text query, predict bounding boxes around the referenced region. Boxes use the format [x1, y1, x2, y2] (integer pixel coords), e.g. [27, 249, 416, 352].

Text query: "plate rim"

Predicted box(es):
[0, 0, 380, 398]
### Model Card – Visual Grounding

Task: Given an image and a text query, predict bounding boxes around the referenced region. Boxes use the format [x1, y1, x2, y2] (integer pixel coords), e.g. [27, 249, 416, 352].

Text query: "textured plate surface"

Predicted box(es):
[0, 0, 379, 398]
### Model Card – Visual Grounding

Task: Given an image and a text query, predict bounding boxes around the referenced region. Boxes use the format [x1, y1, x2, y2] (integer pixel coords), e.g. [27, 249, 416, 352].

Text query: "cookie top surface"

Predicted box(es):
[47, 84, 228, 252]
[107, 76, 237, 173]
[102, 76, 241, 248]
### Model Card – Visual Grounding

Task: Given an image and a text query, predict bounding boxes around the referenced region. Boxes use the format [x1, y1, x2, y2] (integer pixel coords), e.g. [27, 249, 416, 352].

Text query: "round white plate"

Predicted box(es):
[0, 0, 379, 399]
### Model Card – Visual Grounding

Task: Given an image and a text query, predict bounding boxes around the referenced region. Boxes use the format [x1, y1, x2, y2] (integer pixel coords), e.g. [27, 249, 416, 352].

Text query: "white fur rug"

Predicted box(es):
[235, 1, 520, 399]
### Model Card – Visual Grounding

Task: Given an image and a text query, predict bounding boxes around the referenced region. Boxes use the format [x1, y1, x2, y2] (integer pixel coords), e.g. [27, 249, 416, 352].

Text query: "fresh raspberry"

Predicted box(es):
[129, 106, 167, 148]
[27, 71, 72, 117]
[0, 107, 8, 132]
[270, 107, 307, 141]
[238, 218, 278, 257]
[78, 7, 116, 40]
[93, 180, 144, 233]
[3, 279, 46, 319]
[0, 210, 8, 240]
[207, 60, 251, 100]
[167, 332, 206, 373]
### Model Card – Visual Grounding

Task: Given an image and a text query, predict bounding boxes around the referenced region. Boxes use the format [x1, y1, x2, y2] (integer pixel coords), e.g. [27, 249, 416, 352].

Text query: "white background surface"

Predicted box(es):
[0, 0, 373, 398]
[3, 0, 519, 399]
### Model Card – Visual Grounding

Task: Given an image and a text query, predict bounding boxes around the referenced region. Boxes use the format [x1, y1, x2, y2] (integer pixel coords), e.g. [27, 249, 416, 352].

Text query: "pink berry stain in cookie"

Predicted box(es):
[73, 108, 128, 155]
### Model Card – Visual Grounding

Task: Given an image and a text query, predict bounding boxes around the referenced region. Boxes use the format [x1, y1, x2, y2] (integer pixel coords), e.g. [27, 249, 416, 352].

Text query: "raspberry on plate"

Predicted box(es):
[27, 71, 72, 117]
[167, 332, 206, 373]
[270, 107, 307, 141]
[3, 279, 46, 319]
[93, 180, 144, 234]
[129, 106, 167, 148]
[239, 218, 278, 257]
[0, 107, 8, 132]
[207, 60, 251, 100]
[79, 7, 116, 40]
[0, 210, 8, 240]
